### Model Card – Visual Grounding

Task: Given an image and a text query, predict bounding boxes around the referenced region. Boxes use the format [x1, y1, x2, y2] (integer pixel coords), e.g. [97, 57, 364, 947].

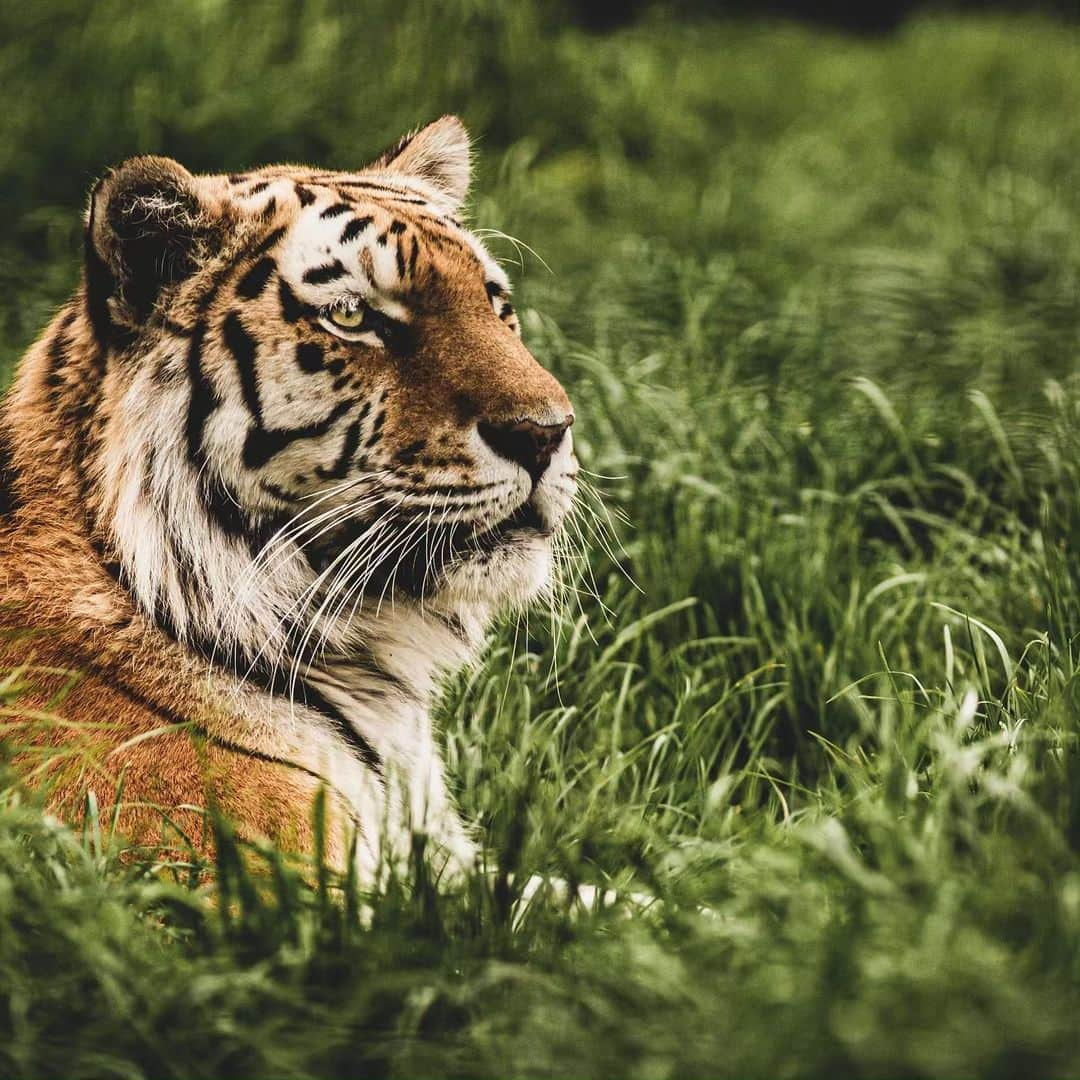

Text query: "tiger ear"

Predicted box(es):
[85, 155, 224, 340]
[369, 115, 471, 210]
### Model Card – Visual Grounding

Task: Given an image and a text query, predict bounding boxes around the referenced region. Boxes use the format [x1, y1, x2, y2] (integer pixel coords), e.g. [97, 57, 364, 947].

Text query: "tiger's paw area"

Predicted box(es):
[4, 3, 1080, 1078]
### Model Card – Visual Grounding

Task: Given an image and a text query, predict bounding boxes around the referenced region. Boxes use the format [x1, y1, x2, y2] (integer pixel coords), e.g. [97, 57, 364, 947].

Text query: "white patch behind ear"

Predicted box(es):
[370, 115, 471, 211]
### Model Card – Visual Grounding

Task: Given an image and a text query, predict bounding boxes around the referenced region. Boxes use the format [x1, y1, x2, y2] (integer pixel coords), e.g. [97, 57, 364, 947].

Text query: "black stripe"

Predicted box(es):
[80, 660, 353, 789]
[318, 178, 411, 191]
[185, 321, 217, 466]
[297, 679, 384, 774]
[235, 257, 276, 299]
[164, 533, 200, 637]
[315, 417, 363, 479]
[247, 180, 270, 196]
[202, 729, 340, 785]
[295, 184, 316, 207]
[296, 342, 325, 373]
[388, 220, 406, 235]
[259, 196, 277, 220]
[222, 312, 263, 425]
[196, 274, 225, 313]
[202, 475, 262, 541]
[395, 245, 406, 279]
[340, 216, 373, 244]
[241, 398, 356, 470]
[363, 409, 385, 449]
[260, 479, 299, 504]
[423, 230, 473, 257]
[279, 278, 304, 323]
[249, 225, 288, 259]
[403, 209, 459, 231]
[485, 280, 505, 299]
[395, 439, 425, 465]
[320, 202, 352, 219]
[373, 130, 415, 166]
[82, 633, 382, 785]
[332, 181, 428, 204]
[357, 192, 428, 206]
[162, 317, 194, 337]
[96, 544, 124, 585]
[185, 321, 260, 544]
[303, 260, 347, 285]
[407, 237, 420, 279]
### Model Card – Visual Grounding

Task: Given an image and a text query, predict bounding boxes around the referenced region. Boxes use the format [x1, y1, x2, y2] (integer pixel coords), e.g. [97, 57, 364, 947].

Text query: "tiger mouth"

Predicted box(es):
[464, 500, 551, 555]
[304, 498, 551, 590]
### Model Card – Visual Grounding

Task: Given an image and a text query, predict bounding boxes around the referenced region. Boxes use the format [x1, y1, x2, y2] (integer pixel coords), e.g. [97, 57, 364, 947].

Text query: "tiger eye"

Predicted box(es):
[329, 305, 365, 329]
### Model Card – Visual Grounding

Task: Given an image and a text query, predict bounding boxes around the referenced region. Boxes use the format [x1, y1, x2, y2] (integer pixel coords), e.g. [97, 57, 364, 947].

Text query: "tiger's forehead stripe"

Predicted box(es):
[258, 182, 505, 319]
[148, 170, 514, 344]
[191, 166, 517, 340]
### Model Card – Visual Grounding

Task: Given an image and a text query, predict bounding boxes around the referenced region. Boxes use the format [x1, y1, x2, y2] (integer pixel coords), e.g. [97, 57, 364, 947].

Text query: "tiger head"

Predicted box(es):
[76, 116, 576, 663]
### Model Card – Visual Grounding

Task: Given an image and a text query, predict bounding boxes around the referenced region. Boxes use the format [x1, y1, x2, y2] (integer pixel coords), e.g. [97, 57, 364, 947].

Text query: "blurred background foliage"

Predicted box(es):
[3, 2, 1080, 1077]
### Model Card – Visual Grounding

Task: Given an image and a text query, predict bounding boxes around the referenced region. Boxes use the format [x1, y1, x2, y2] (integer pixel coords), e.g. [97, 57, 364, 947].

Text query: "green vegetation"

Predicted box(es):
[3, 3, 1080, 1076]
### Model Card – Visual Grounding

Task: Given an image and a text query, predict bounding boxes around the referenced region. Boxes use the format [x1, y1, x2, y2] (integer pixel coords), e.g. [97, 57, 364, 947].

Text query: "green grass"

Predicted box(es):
[3, 3, 1080, 1076]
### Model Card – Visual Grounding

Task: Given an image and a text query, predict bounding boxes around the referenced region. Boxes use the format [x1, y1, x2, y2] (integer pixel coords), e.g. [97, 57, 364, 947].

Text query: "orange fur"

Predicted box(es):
[0, 516, 326, 862]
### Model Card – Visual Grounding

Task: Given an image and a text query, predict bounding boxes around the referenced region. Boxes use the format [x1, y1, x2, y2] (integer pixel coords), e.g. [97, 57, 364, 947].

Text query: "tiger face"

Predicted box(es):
[82, 117, 576, 656]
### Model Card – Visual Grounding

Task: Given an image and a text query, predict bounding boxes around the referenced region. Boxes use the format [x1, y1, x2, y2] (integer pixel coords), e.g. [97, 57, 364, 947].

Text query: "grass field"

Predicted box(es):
[3, 3, 1080, 1076]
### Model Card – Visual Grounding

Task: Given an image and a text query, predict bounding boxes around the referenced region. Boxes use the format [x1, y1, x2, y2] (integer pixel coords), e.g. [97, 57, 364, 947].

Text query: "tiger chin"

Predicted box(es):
[0, 116, 577, 884]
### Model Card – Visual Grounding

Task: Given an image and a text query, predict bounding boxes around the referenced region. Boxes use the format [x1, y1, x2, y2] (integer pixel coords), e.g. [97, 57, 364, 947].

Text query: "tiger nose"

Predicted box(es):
[478, 415, 574, 484]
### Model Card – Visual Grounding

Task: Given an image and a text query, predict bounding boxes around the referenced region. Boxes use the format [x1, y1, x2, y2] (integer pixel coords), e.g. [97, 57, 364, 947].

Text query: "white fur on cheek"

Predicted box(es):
[437, 535, 554, 613]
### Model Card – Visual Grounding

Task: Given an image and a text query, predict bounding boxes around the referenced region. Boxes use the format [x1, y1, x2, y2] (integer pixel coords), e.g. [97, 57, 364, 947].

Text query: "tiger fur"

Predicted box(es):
[0, 116, 577, 880]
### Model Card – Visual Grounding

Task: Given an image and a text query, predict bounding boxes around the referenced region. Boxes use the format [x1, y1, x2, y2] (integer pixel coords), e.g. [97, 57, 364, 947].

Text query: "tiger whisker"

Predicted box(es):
[212, 488, 391, 675]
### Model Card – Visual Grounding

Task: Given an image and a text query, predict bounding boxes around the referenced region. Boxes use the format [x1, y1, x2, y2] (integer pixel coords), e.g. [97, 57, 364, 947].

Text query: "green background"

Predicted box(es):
[2, 2, 1080, 1076]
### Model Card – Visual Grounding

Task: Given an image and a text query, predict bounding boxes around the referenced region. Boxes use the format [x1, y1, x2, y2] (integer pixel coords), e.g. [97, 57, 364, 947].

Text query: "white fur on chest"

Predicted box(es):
[223, 604, 485, 883]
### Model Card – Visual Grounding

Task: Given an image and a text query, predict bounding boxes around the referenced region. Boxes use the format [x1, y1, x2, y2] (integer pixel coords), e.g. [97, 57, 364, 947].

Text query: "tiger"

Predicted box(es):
[0, 115, 577, 882]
